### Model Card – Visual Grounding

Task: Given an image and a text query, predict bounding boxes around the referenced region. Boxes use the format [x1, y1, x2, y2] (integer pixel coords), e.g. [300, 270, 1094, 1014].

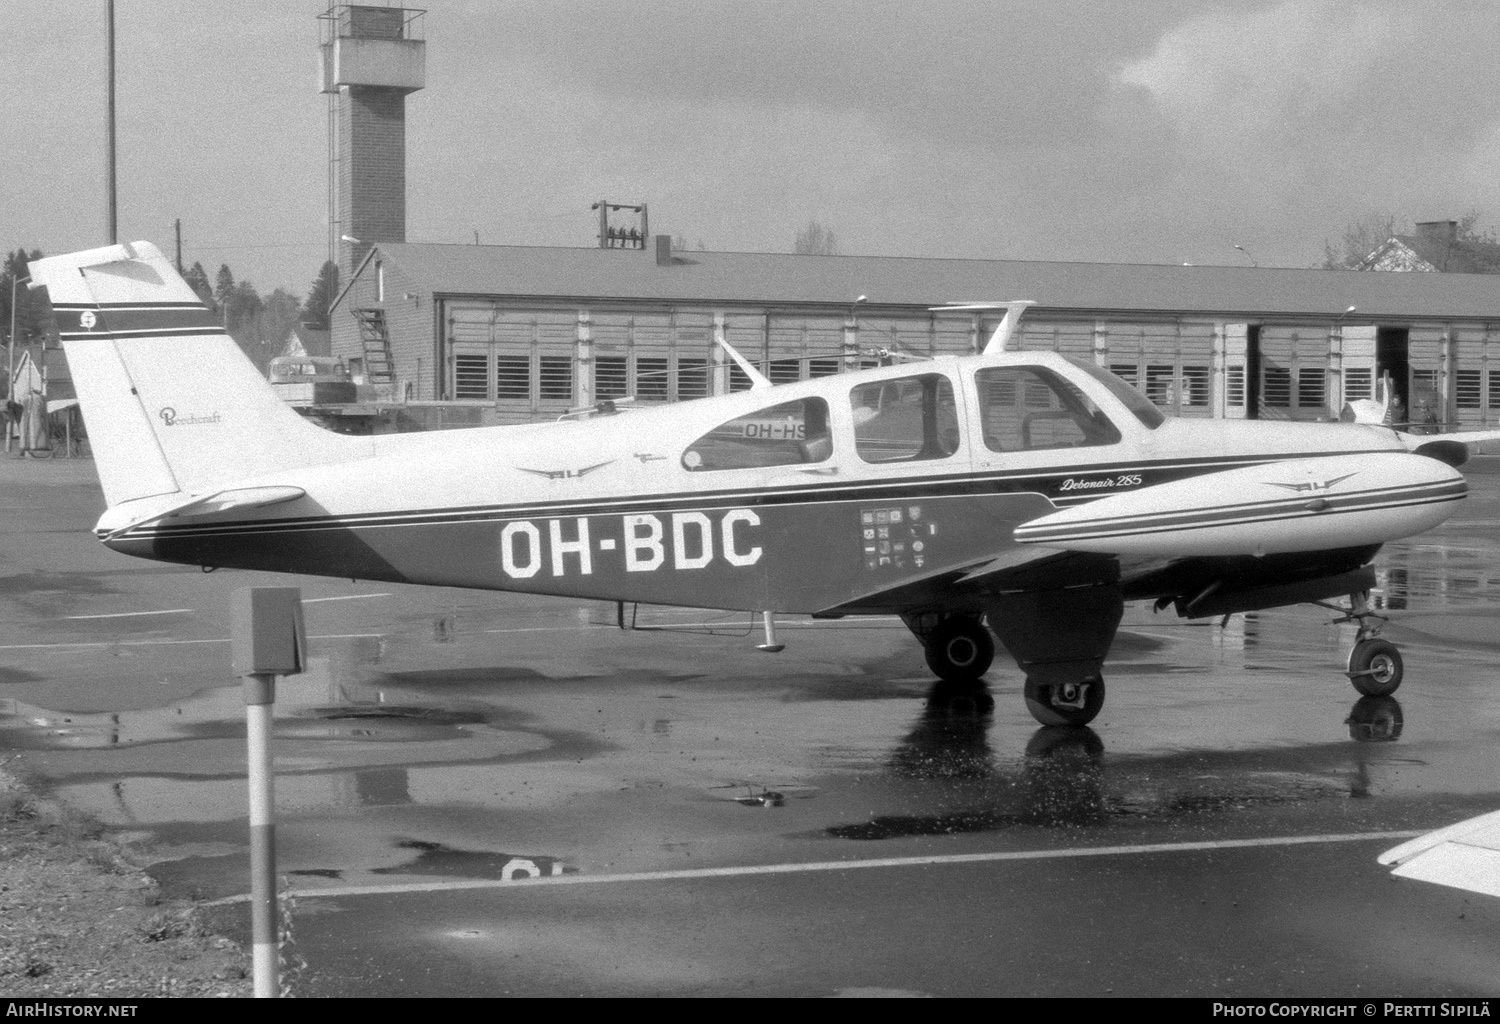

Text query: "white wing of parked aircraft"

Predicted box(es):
[27, 241, 1500, 727]
[1379, 811, 1500, 899]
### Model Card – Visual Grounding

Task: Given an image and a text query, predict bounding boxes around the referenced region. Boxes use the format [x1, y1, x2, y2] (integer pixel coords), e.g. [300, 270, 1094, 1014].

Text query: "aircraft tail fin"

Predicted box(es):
[29, 241, 361, 509]
[928, 301, 1036, 354]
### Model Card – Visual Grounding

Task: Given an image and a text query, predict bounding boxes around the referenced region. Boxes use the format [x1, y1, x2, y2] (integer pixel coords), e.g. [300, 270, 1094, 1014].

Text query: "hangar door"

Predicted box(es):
[1256, 327, 1329, 421]
[1451, 324, 1500, 428]
[1340, 326, 1377, 415]
[767, 315, 847, 381]
[1104, 321, 1215, 418]
[446, 304, 577, 416]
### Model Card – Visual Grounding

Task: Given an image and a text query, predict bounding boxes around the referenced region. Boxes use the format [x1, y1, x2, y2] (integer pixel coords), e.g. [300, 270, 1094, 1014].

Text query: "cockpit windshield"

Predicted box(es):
[1062, 356, 1166, 428]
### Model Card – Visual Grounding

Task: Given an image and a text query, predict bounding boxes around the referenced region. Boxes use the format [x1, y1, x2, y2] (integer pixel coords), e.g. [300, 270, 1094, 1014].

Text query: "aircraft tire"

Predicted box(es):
[1348, 639, 1403, 697]
[923, 618, 995, 682]
[1023, 676, 1104, 727]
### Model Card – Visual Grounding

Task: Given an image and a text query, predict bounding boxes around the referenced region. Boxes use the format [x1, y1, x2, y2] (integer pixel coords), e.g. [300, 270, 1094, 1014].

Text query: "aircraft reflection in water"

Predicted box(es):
[830, 680, 1423, 841]
[31, 242, 1500, 729]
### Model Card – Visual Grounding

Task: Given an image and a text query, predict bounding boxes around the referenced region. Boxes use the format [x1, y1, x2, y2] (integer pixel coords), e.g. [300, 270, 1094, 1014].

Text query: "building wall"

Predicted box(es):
[341, 254, 1500, 430]
[330, 254, 434, 396]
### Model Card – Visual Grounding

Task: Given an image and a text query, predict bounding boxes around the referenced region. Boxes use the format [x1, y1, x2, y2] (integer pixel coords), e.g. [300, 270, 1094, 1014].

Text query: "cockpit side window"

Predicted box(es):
[682, 397, 832, 471]
[976, 366, 1122, 452]
[849, 373, 961, 464]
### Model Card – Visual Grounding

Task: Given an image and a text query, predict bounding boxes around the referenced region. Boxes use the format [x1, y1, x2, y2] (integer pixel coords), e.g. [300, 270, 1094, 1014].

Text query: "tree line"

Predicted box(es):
[1, 249, 339, 377]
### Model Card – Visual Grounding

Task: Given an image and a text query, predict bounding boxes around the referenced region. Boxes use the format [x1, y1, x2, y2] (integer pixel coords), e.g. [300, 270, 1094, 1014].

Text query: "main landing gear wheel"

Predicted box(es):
[923, 618, 995, 682]
[1347, 638, 1403, 697]
[1024, 676, 1105, 728]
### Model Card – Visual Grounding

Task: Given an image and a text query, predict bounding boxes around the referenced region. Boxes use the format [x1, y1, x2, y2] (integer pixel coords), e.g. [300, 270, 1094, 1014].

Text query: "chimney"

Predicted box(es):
[655, 234, 673, 266]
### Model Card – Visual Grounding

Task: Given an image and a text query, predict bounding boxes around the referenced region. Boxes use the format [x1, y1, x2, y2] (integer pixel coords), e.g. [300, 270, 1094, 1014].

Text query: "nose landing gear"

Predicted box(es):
[1023, 676, 1106, 728]
[1318, 590, 1403, 697]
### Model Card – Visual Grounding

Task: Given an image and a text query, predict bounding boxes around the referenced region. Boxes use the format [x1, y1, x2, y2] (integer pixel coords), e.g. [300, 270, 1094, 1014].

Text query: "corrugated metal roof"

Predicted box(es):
[370, 242, 1500, 321]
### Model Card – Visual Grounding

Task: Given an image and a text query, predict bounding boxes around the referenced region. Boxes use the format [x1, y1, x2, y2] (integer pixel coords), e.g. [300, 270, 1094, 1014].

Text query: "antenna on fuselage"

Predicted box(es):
[715, 334, 772, 390]
[930, 300, 1037, 355]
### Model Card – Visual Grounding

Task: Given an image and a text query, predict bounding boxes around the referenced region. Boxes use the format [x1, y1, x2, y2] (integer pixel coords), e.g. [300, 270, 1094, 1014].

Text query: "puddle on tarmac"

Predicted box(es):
[0, 663, 529, 750]
[370, 839, 575, 880]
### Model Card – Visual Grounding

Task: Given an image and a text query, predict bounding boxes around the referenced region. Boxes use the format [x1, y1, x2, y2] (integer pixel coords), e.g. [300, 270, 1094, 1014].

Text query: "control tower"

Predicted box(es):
[319, 5, 425, 283]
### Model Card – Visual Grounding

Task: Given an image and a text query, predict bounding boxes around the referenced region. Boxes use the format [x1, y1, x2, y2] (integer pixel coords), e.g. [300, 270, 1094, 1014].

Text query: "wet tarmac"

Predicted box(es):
[1, 456, 1499, 996]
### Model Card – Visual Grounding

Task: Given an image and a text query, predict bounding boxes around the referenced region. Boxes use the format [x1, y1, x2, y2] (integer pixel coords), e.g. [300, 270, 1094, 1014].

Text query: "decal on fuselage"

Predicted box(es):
[1057, 473, 1143, 493]
[860, 505, 935, 572]
[497, 508, 763, 579]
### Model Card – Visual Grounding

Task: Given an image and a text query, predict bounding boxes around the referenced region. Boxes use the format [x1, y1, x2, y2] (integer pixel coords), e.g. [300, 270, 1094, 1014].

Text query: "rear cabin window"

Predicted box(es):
[976, 366, 1122, 452]
[682, 397, 832, 471]
[849, 373, 961, 464]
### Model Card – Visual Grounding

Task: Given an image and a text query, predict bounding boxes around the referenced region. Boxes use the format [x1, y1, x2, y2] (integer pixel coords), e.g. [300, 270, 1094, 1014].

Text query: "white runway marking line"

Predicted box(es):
[303, 593, 392, 603]
[0, 633, 383, 652]
[210, 829, 1426, 905]
[63, 608, 192, 620]
[483, 615, 906, 636]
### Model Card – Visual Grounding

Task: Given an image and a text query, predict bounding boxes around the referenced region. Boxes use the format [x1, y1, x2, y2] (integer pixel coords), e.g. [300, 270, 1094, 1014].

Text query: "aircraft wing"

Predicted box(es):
[1398, 429, 1500, 449]
[814, 546, 1110, 616]
[1378, 810, 1500, 899]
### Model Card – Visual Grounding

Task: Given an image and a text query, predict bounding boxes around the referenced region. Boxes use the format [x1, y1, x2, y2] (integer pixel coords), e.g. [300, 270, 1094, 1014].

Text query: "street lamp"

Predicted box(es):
[1233, 244, 1258, 267]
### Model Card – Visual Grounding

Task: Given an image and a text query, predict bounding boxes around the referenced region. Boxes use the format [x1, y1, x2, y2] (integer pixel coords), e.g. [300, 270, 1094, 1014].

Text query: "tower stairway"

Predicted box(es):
[352, 308, 395, 385]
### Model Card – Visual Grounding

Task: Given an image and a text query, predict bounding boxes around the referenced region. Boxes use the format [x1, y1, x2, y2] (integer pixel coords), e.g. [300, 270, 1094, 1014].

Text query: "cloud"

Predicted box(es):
[1115, 1, 1400, 163]
[1106, 0, 1500, 261]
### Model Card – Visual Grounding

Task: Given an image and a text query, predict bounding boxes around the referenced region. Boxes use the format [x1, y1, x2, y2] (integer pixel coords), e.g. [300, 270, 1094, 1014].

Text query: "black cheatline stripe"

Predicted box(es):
[53, 303, 220, 338]
[104, 449, 1405, 543]
[1016, 493, 1465, 544]
[116, 459, 1261, 540]
[124, 450, 1391, 534]
[60, 327, 228, 342]
[1015, 479, 1467, 539]
[53, 302, 207, 310]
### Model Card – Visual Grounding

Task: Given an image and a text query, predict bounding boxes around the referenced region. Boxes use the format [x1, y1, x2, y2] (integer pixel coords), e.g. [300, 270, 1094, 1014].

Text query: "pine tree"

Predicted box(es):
[302, 261, 339, 331]
[182, 262, 214, 309]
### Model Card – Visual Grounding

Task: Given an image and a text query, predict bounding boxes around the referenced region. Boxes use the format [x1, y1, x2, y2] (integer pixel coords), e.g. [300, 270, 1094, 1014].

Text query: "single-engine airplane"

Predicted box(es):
[28, 241, 1485, 727]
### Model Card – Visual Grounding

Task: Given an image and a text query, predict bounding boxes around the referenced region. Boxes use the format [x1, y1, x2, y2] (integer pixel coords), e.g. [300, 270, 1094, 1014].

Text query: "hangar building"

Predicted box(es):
[330, 236, 1500, 431]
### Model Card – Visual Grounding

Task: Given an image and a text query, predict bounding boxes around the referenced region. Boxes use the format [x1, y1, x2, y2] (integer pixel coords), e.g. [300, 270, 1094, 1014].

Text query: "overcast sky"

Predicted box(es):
[4, 1, 1498, 296]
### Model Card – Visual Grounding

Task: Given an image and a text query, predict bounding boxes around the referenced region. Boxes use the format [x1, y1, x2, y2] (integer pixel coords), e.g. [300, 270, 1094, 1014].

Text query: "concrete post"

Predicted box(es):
[244, 673, 277, 998]
[230, 587, 306, 999]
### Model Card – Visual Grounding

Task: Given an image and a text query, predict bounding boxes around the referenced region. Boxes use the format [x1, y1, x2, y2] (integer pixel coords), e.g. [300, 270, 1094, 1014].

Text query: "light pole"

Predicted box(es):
[8, 274, 29, 452]
[106, 0, 117, 244]
[1233, 244, 1258, 267]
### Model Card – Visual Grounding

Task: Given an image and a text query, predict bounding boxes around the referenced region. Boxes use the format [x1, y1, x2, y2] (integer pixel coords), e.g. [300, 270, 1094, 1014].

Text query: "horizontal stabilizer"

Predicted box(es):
[99, 485, 306, 540]
[1379, 809, 1500, 899]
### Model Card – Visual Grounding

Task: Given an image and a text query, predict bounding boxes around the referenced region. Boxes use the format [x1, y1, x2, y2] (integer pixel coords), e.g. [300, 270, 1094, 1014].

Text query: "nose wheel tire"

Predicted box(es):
[1024, 676, 1105, 727]
[923, 618, 995, 682]
[1348, 638, 1403, 697]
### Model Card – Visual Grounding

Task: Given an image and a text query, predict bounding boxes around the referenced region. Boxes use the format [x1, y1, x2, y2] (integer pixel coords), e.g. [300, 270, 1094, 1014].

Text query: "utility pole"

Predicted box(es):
[106, 0, 117, 245]
[175, 219, 183, 273]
